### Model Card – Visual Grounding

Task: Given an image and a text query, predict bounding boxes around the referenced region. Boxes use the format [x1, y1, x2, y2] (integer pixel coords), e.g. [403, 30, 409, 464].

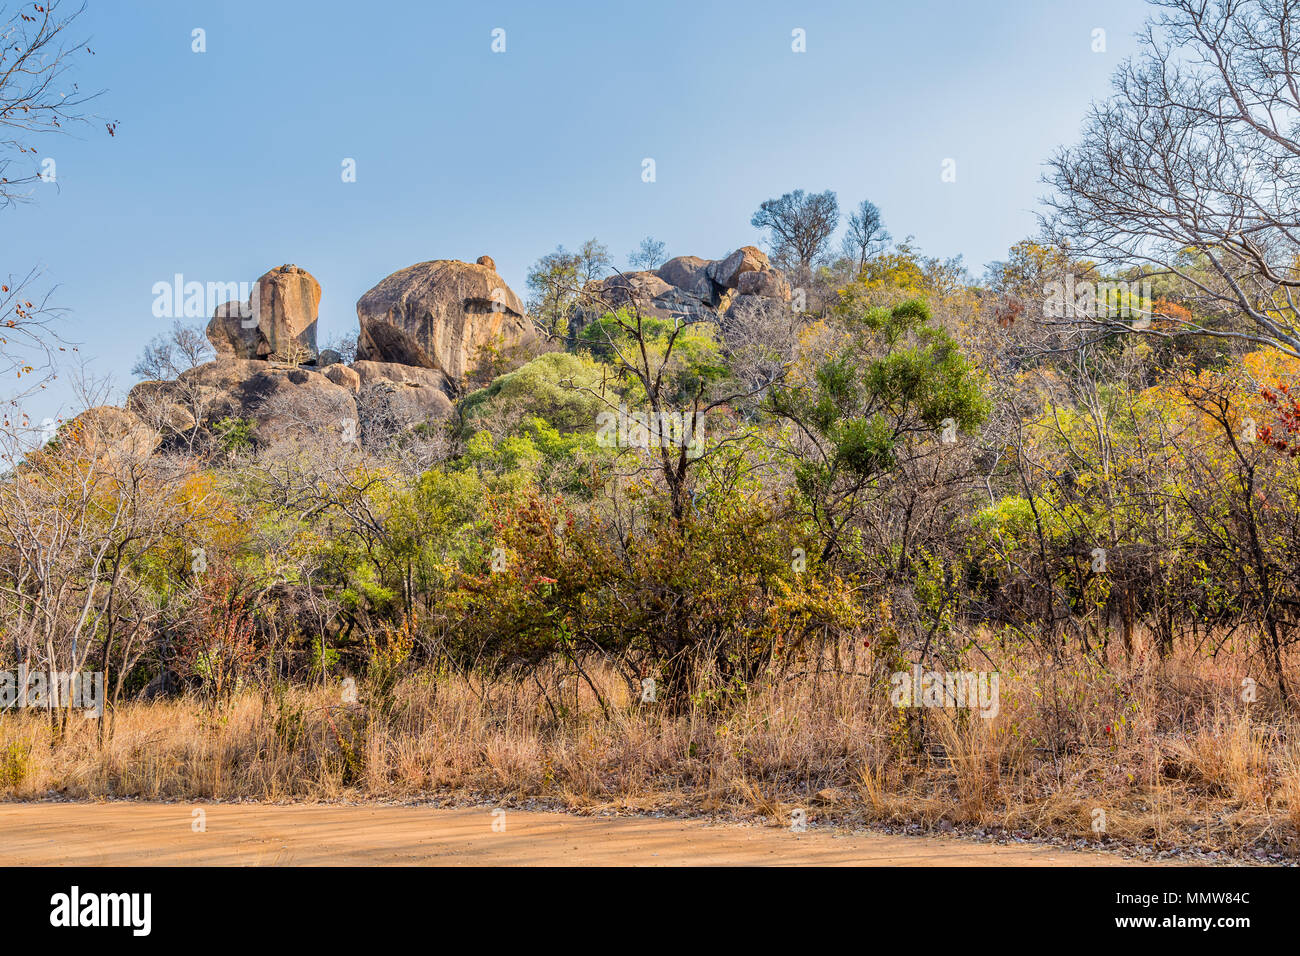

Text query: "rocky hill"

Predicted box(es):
[90, 247, 789, 453]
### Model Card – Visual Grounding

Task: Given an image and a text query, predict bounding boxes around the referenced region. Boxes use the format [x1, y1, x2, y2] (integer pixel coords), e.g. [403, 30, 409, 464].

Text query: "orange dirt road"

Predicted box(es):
[0, 802, 1140, 866]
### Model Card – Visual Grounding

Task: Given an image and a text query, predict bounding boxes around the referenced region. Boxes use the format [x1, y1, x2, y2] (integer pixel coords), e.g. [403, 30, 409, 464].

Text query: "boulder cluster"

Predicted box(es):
[574, 245, 791, 335]
[125, 256, 534, 448]
[95, 245, 789, 453]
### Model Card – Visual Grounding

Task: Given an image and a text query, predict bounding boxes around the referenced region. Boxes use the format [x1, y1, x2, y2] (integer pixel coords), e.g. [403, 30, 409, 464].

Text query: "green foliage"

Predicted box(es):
[212, 416, 255, 453]
[770, 298, 990, 565]
[828, 414, 897, 478]
[438, 462, 856, 699]
[575, 310, 729, 405]
[459, 352, 612, 435]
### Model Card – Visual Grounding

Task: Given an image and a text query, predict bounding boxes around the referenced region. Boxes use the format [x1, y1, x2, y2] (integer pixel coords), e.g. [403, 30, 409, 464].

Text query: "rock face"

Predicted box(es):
[358, 380, 453, 434]
[736, 267, 790, 300]
[656, 256, 718, 304]
[355, 258, 534, 385]
[724, 293, 789, 326]
[707, 246, 768, 289]
[178, 359, 357, 445]
[256, 264, 320, 362]
[163, 354, 458, 445]
[127, 379, 199, 434]
[585, 271, 718, 324]
[350, 360, 452, 393]
[65, 406, 161, 459]
[205, 264, 320, 363]
[207, 300, 266, 359]
[322, 363, 361, 393]
[572, 247, 791, 341]
[351, 361, 454, 432]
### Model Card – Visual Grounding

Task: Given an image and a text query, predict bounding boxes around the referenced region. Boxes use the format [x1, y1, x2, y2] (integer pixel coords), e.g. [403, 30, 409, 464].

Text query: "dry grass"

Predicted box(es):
[2, 632, 1297, 860]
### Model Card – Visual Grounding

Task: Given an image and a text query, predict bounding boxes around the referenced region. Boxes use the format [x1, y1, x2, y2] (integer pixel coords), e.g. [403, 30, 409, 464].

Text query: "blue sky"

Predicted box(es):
[2, 0, 1150, 423]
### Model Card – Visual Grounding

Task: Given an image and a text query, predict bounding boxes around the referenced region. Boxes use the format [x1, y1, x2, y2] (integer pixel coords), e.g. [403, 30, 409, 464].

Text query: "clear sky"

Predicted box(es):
[2, 0, 1151, 423]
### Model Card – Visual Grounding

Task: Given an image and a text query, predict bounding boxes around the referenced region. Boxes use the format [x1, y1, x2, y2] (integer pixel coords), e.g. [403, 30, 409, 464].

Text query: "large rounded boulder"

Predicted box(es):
[62, 406, 161, 460]
[656, 256, 721, 305]
[707, 246, 769, 289]
[206, 300, 266, 359]
[354, 257, 534, 384]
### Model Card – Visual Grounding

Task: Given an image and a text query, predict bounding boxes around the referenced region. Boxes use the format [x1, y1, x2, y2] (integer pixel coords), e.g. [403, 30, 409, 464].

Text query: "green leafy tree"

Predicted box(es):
[769, 297, 990, 565]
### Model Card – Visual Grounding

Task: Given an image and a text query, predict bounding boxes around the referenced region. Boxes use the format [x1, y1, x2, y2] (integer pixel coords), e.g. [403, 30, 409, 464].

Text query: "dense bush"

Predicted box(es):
[3, 243, 1299, 727]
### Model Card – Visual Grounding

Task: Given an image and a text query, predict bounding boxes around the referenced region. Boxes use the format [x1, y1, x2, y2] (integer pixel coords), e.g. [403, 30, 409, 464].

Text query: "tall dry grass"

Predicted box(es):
[1, 630, 1296, 858]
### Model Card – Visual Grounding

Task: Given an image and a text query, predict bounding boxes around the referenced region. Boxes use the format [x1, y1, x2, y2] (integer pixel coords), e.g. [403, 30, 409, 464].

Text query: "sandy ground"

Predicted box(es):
[0, 802, 1142, 866]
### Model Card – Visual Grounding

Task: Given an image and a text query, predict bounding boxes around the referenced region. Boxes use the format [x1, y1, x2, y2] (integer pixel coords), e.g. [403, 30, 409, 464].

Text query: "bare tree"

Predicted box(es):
[628, 236, 667, 270]
[0, 267, 69, 408]
[719, 294, 800, 401]
[0, 0, 100, 208]
[131, 320, 212, 381]
[0, 379, 191, 734]
[1043, 0, 1300, 357]
[323, 331, 358, 364]
[841, 199, 890, 272]
[125, 321, 216, 455]
[1, 1, 105, 405]
[750, 189, 839, 278]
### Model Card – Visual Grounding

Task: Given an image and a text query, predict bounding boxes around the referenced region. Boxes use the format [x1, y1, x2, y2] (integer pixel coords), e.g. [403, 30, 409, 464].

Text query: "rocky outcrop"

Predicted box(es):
[177, 257, 530, 446]
[205, 264, 320, 363]
[157, 353, 457, 446]
[64, 406, 161, 459]
[119, 244, 789, 456]
[256, 264, 319, 362]
[572, 247, 792, 341]
[707, 246, 768, 289]
[584, 271, 719, 324]
[178, 359, 357, 445]
[351, 360, 452, 393]
[355, 257, 534, 384]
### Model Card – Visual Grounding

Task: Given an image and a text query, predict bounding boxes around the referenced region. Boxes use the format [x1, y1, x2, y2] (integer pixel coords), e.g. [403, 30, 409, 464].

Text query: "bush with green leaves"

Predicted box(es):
[768, 297, 990, 565]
